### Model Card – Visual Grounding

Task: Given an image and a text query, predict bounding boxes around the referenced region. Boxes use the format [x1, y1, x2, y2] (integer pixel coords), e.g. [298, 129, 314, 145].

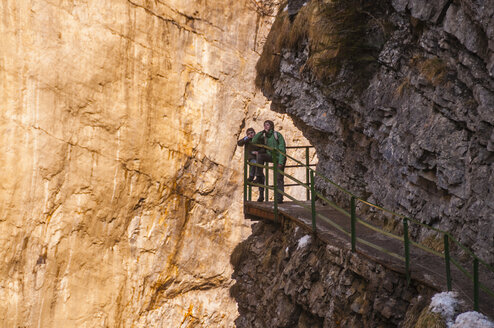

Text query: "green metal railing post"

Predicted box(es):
[310, 171, 316, 232]
[265, 164, 269, 201]
[243, 147, 248, 203]
[351, 196, 356, 252]
[474, 258, 479, 311]
[306, 147, 310, 201]
[444, 234, 452, 291]
[248, 183, 252, 201]
[273, 153, 279, 221]
[404, 218, 411, 285]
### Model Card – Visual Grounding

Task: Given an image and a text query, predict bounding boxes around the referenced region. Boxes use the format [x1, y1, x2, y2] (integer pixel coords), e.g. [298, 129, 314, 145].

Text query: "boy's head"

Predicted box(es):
[264, 120, 274, 131]
[246, 127, 255, 137]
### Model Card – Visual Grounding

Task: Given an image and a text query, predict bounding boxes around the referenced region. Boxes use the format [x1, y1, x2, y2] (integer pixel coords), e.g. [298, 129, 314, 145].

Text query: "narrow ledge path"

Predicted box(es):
[244, 200, 494, 319]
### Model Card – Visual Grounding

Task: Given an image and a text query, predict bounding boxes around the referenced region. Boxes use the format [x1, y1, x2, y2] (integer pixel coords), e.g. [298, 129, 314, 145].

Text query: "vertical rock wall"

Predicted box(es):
[256, 0, 494, 265]
[0, 0, 307, 326]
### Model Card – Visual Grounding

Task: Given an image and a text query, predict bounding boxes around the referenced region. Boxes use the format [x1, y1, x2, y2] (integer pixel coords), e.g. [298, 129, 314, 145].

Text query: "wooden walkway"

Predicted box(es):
[244, 201, 494, 318]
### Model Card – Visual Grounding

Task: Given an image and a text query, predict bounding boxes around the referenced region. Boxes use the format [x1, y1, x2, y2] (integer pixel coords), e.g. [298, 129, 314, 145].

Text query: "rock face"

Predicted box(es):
[0, 0, 309, 326]
[256, 0, 494, 264]
[231, 220, 436, 327]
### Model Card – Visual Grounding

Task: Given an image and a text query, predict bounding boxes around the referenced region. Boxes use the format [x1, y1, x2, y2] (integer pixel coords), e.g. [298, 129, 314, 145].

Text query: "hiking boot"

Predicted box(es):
[277, 199, 284, 204]
[257, 196, 264, 202]
[247, 176, 254, 182]
[253, 176, 264, 184]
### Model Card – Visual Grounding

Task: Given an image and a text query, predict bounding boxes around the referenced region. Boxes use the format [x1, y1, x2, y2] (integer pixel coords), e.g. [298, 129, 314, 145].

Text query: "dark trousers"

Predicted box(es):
[248, 158, 264, 198]
[247, 158, 257, 179]
[256, 153, 284, 201]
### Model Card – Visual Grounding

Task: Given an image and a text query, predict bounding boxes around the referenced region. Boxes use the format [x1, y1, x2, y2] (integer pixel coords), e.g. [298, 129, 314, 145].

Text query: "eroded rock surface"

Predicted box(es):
[0, 0, 308, 326]
[231, 221, 435, 328]
[256, 0, 494, 264]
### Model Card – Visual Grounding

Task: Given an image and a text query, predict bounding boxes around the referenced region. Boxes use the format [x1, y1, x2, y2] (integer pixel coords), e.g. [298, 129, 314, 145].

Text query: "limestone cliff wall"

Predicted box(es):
[0, 0, 308, 326]
[256, 0, 494, 265]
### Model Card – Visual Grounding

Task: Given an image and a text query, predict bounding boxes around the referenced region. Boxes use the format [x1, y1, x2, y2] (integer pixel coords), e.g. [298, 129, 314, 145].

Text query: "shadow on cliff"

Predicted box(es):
[228, 217, 439, 328]
[229, 221, 325, 328]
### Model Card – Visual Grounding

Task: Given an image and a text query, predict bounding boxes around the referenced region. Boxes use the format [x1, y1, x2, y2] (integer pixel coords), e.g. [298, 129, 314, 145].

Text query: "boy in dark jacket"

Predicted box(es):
[238, 128, 265, 201]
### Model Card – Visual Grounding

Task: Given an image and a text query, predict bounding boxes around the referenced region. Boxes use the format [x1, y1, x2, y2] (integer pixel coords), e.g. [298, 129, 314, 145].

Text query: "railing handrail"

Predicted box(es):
[244, 143, 494, 312]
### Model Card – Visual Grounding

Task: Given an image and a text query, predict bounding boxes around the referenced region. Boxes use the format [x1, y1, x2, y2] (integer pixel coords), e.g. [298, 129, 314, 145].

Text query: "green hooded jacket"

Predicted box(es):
[252, 129, 286, 165]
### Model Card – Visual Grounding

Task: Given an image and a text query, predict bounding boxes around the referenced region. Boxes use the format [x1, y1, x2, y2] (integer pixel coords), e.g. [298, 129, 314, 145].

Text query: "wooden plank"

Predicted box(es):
[244, 204, 276, 221]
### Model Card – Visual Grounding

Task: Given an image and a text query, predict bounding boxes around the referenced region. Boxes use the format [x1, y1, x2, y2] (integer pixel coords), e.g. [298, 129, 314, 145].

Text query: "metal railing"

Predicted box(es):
[244, 145, 316, 202]
[243, 144, 494, 313]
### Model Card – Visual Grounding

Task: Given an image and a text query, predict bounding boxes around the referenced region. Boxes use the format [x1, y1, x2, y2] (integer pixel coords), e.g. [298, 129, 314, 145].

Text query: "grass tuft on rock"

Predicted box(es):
[307, 0, 378, 81]
[255, 0, 310, 95]
[256, 0, 392, 96]
[414, 307, 447, 328]
[396, 77, 412, 97]
[411, 56, 448, 86]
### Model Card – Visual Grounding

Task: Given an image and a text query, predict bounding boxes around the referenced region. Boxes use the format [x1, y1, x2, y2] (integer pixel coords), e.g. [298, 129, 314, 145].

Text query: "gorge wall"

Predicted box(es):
[231, 220, 437, 328]
[0, 0, 309, 326]
[256, 0, 494, 265]
[2, 0, 493, 326]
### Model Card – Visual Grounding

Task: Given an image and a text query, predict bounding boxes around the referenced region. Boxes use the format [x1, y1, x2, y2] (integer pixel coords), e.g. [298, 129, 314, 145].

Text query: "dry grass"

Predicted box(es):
[306, 0, 377, 81]
[395, 77, 411, 97]
[420, 231, 445, 253]
[420, 58, 448, 86]
[255, 0, 310, 94]
[256, 0, 392, 94]
[411, 55, 448, 86]
[382, 214, 403, 235]
[366, 211, 403, 236]
[414, 307, 447, 328]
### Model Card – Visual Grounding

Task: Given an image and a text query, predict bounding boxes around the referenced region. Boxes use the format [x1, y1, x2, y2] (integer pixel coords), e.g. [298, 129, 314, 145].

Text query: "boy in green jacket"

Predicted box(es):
[252, 120, 286, 203]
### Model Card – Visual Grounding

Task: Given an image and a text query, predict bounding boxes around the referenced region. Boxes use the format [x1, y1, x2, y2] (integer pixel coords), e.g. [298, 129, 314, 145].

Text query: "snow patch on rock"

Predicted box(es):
[297, 235, 311, 249]
[429, 291, 462, 327]
[452, 311, 494, 328]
